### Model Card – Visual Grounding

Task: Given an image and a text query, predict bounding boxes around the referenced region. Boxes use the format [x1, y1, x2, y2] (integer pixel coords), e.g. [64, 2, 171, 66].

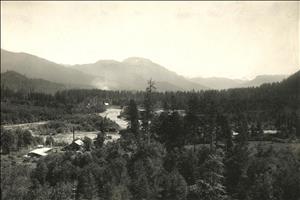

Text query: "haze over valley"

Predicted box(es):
[1, 49, 293, 92]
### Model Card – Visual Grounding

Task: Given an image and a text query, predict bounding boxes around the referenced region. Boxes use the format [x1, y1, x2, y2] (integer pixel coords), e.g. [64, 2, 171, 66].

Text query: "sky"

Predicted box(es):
[1, 1, 299, 79]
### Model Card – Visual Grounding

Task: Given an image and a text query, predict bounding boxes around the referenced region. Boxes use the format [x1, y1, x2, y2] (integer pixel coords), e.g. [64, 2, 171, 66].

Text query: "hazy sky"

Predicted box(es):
[1, 1, 299, 79]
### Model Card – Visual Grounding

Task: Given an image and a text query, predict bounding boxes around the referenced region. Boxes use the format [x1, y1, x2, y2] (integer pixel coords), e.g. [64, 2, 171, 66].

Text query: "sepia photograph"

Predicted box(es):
[1, 1, 299, 200]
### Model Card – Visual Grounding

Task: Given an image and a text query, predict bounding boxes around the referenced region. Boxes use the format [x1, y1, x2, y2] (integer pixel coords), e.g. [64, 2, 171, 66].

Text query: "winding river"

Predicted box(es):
[98, 107, 128, 143]
[98, 108, 128, 130]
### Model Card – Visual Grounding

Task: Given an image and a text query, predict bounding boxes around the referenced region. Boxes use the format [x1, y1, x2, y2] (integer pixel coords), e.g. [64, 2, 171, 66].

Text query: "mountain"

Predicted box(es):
[1, 71, 66, 94]
[2, 49, 288, 92]
[190, 77, 246, 89]
[1, 49, 99, 89]
[276, 70, 300, 97]
[241, 74, 287, 88]
[1, 50, 207, 91]
[190, 74, 287, 89]
[72, 57, 208, 91]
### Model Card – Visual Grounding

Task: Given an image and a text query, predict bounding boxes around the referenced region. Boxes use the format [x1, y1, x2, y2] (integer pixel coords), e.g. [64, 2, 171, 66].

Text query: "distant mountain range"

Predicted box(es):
[190, 77, 246, 90]
[1, 49, 98, 89]
[0, 49, 292, 91]
[190, 74, 287, 90]
[240, 75, 287, 88]
[1, 49, 207, 91]
[72, 57, 208, 91]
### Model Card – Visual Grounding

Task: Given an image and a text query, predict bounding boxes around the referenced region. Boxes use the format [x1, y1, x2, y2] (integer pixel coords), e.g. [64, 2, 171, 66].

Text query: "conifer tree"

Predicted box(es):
[195, 149, 227, 200]
[184, 94, 199, 150]
[128, 99, 139, 135]
[142, 79, 156, 144]
[225, 114, 249, 199]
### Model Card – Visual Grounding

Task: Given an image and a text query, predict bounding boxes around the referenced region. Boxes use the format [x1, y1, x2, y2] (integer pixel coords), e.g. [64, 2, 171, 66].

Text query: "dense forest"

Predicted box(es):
[1, 70, 299, 200]
[1, 70, 299, 136]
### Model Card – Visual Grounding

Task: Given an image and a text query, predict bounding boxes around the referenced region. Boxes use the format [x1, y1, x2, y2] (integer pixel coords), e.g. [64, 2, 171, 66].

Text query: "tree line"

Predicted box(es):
[1, 71, 299, 139]
[1, 75, 300, 200]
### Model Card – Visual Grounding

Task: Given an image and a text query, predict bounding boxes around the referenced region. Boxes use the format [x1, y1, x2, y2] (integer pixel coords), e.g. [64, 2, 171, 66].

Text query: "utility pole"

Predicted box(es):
[72, 180, 78, 200]
[72, 126, 75, 142]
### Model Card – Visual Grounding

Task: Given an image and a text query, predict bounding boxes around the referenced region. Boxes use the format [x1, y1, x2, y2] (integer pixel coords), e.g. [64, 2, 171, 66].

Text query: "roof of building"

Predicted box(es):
[232, 130, 239, 136]
[28, 147, 52, 156]
[263, 130, 278, 134]
[74, 139, 84, 146]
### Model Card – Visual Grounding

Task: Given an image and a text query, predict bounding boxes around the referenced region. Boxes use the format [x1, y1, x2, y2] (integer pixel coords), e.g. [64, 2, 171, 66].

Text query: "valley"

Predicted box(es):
[1, 2, 299, 200]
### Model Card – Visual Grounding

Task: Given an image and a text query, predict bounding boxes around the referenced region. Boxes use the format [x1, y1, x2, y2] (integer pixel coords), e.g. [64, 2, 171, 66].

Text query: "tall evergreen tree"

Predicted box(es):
[218, 115, 233, 153]
[225, 114, 249, 199]
[162, 170, 187, 200]
[77, 169, 98, 200]
[142, 79, 156, 144]
[94, 132, 105, 149]
[184, 94, 199, 150]
[236, 113, 249, 145]
[195, 149, 227, 200]
[128, 99, 139, 135]
[1, 130, 17, 154]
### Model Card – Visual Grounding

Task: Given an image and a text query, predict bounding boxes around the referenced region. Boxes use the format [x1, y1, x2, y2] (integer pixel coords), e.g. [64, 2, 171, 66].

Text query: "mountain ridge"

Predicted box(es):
[1, 49, 292, 91]
[190, 74, 288, 89]
[1, 49, 208, 91]
[1, 49, 99, 89]
[72, 58, 208, 91]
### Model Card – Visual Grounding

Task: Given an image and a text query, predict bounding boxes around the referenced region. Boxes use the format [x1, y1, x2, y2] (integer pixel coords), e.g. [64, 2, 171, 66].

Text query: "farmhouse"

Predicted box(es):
[62, 139, 84, 151]
[27, 147, 53, 158]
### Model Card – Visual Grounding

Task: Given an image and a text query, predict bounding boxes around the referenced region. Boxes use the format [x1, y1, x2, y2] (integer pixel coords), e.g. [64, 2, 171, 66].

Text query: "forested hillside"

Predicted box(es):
[1, 71, 299, 200]
[1, 71, 66, 94]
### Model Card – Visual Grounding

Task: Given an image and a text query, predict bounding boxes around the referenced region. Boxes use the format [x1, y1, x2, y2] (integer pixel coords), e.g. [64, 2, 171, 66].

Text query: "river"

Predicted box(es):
[98, 107, 128, 143]
[98, 107, 128, 130]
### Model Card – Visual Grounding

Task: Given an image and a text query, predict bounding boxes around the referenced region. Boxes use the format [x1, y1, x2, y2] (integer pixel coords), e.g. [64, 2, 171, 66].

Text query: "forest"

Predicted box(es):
[1, 70, 300, 200]
[1, 71, 299, 133]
